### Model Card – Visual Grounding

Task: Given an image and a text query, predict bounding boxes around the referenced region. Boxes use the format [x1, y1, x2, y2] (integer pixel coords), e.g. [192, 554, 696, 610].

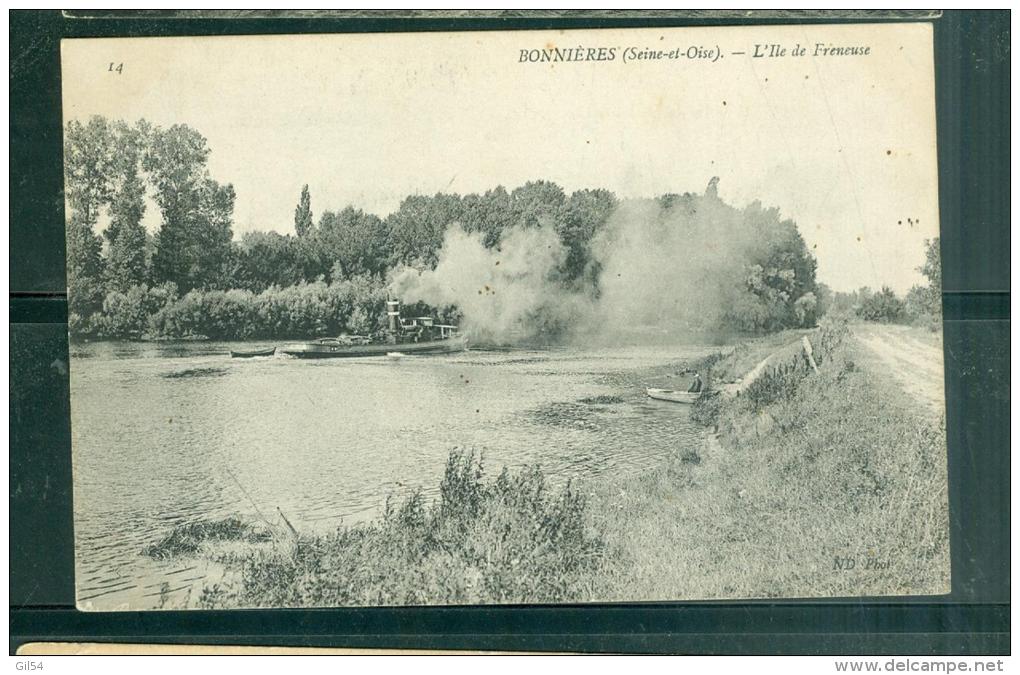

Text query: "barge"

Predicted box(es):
[280, 301, 467, 359]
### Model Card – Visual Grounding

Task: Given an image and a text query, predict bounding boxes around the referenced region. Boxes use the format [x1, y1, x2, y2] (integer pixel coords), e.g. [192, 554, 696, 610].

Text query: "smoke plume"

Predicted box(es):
[390, 225, 593, 343]
[390, 183, 809, 345]
[589, 196, 758, 340]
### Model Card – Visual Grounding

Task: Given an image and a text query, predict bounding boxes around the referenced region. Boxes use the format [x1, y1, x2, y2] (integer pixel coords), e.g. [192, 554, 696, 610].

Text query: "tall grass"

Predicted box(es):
[197, 451, 606, 608]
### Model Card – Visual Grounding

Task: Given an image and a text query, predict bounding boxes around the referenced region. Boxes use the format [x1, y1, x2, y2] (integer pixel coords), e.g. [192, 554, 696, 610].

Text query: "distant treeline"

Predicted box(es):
[63, 116, 936, 341]
[65, 117, 624, 338]
[815, 238, 942, 330]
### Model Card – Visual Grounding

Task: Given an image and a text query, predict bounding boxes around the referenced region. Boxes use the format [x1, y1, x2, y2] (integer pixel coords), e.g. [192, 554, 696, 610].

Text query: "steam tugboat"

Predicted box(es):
[280, 300, 467, 359]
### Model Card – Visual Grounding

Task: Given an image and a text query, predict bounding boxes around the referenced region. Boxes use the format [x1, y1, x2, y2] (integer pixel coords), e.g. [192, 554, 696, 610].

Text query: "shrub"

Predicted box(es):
[68, 311, 100, 339]
[690, 390, 723, 427]
[742, 359, 807, 412]
[110, 275, 389, 340]
[816, 312, 851, 363]
[95, 282, 179, 338]
[144, 516, 272, 559]
[193, 449, 606, 607]
[857, 285, 905, 323]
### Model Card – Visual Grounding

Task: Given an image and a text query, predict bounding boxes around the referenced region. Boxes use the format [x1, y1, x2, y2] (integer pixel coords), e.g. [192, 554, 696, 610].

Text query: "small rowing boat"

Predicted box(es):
[646, 388, 700, 404]
[229, 347, 277, 359]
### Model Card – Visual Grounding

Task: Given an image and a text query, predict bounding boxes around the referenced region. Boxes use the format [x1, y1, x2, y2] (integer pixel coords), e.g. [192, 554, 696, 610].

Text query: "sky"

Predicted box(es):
[62, 23, 940, 294]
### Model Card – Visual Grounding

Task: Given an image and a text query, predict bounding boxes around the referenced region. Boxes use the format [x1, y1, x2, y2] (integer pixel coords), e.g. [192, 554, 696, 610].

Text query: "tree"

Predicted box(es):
[65, 211, 107, 319]
[103, 120, 149, 291]
[595, 183, 820, 335]
[460, 186, 514, 248]
[190, 177, 237, 289]
[742, 201, 818, 304]
[145, 124, 210, 287]
[233, 231, 316, 293]
[557, 188, 618, 282]
[721, 200, 819, 331]
[858, 285, 905, 323]
[904, 285, 930, 323]
[793, 291, 818, 326]
[917, 237, 942, 317]
[510, 180, 566, 230]
[386, 193, 464, 268]
[64, 117, 117, 318]
[317, 206, 392, 279]
[64, 117, 116, 224]
[294, 184, 313, 238]
[814, 282, 833, 318]
[144, 124, 235, 291]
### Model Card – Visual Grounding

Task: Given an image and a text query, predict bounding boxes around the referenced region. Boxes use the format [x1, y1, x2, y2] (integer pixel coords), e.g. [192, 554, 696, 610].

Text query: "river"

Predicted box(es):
[69, 341, 718, 610]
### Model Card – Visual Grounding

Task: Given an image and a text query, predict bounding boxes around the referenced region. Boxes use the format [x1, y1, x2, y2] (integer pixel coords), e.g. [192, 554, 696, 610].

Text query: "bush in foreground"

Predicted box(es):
[198, 450, 606, 608]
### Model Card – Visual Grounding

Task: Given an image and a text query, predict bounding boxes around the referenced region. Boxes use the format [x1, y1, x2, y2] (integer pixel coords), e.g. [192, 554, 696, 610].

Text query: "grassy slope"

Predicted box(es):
[702, 328, 814, 384]
[591, 320, 950, 600]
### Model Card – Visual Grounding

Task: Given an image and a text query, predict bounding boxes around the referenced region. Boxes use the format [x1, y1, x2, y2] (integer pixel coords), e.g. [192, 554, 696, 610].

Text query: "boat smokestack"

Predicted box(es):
[386, 300, 400, 333]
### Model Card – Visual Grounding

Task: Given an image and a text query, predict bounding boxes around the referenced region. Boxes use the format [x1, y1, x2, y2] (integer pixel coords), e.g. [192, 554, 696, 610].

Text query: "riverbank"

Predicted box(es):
[591, 318, 949, 600]
[154, 319, 949, 607]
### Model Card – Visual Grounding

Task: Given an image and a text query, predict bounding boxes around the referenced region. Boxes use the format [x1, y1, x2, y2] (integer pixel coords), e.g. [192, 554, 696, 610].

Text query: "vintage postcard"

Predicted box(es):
[61, 22, 947, 610]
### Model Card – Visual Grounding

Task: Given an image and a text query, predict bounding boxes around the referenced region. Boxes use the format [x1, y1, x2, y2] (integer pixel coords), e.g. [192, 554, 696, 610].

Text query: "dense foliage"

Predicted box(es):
[84, 276, 388, 340]
[65, 115, 831, 341]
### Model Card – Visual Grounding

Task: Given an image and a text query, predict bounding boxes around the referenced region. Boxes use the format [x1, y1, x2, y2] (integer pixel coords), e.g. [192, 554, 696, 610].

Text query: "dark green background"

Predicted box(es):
[9, 10, 1009, 654]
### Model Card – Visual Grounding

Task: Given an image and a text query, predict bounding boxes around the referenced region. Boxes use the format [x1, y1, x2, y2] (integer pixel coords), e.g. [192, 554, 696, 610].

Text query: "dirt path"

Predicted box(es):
[855, 324, 945, 415]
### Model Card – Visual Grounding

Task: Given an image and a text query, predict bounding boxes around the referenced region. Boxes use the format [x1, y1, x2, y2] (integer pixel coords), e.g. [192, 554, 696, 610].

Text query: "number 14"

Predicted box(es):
[108, 62, 123, 74]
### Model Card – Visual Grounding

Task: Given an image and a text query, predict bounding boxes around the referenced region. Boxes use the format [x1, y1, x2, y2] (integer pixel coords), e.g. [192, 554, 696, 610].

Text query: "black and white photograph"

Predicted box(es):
[61, 22, 949, 611]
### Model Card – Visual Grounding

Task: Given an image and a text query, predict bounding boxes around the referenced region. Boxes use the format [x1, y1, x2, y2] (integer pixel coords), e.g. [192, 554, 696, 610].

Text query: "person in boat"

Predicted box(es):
[688, 372, 703, 393]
